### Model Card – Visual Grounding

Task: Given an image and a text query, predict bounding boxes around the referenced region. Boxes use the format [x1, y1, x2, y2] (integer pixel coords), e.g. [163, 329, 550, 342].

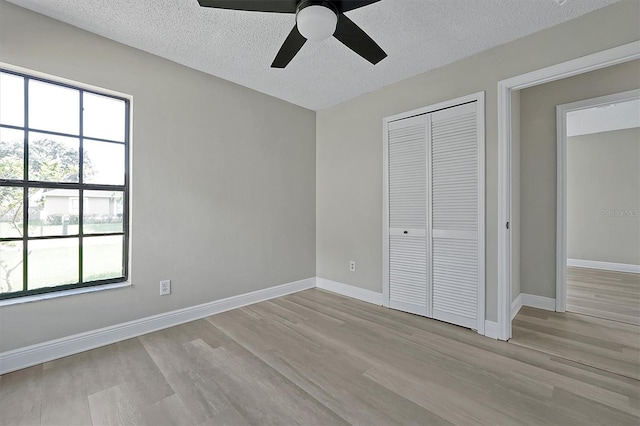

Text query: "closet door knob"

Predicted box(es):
[403, 230, 408, 234]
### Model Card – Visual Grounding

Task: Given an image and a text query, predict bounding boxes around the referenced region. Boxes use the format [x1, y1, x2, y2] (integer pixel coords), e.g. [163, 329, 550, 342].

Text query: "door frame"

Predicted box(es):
[382, 91, 486, 335]
[555, 89, 640, 312]
[497, 41, 640, 341]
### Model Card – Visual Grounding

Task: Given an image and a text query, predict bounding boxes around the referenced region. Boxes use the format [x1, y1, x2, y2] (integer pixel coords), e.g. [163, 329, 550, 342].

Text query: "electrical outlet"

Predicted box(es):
[160, 280, 171, 296]
[349, 260, 356, 272]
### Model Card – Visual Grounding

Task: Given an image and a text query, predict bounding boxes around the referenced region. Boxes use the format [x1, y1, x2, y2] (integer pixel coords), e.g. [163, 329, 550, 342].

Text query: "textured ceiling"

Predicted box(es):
[7, 0, 620, 110]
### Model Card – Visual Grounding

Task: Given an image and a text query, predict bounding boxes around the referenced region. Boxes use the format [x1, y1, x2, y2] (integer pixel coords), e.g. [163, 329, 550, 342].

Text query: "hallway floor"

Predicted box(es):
[511, 306, 639, 380]
[566, 266, 640, 325]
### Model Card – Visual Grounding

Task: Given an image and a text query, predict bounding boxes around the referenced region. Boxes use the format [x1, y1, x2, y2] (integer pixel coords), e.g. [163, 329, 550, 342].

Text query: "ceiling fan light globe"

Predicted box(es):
[296, 5, 337, 41]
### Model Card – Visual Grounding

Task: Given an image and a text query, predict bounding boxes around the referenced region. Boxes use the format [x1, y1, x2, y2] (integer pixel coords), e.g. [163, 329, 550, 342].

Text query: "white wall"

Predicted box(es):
[567, 128, 640, 265]
[316, 0, 640, 321]
[520, 61, 640, 299]
[0, 1, 316, 352]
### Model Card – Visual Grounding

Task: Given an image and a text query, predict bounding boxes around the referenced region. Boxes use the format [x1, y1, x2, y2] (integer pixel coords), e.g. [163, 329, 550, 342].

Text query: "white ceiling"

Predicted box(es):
[567, 98, 640, 137]
[7, 0, 620, 110]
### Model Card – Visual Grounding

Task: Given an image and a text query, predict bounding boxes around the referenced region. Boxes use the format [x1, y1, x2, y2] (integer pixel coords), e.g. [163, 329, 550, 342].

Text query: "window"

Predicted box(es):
[0, 68, 129, 299]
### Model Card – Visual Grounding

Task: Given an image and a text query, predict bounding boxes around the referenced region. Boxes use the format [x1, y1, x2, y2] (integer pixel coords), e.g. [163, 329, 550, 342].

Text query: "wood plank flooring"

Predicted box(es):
[2, 289, 639, 425]
[511, 306, 640, 380]
[567, 266, 640, 325]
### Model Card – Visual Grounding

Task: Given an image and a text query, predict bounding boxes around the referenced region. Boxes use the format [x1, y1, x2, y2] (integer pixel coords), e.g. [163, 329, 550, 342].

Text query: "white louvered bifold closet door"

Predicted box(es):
[430, 102, 480, 329]
[387, 115, 428, 316]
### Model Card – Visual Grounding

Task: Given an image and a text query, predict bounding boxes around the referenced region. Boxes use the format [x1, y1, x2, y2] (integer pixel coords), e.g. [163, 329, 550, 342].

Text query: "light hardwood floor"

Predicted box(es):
[2, 289, 639, 425]
[567, 266, 640, 325]
[511, 306, 640, 380]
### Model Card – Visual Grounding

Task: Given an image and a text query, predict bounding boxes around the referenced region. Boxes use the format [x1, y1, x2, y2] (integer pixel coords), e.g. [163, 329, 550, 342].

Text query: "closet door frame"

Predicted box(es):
[383, 91, 485, 335]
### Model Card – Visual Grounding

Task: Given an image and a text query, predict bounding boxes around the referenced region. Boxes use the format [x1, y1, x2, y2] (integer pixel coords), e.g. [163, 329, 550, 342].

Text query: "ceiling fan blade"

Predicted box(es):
[271, 25, 307, 68]
[334, 0, 382, 13]
[197, 0, 297, 13]
[333, 14, 386, 65]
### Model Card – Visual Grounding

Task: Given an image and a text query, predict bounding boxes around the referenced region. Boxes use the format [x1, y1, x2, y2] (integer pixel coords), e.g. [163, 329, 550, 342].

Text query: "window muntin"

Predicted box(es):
[0, 68, 129, 299]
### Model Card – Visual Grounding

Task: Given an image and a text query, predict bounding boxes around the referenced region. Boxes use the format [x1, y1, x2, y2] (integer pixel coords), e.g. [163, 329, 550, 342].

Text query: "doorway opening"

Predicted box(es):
[557, 90, 640, 325]
[505, 61, 640, 381]
[497, 41, 640, 341]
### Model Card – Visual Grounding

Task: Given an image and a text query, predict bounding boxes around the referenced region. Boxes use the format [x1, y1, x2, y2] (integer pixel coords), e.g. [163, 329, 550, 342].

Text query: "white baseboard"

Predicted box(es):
[484, 321, 499, 339]
[521, 293, 556, 311]
[317, 278, 496, 340]
[511, 294, 523, 320]
[568, 258, 640, 274]
[316, 277, 383, 305]
[0, 277, 315, 375]
[3, 275, 506, 374]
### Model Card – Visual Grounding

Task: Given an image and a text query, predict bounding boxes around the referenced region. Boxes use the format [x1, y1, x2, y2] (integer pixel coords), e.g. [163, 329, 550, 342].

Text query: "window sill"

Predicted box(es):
[0, 282, 131, 307]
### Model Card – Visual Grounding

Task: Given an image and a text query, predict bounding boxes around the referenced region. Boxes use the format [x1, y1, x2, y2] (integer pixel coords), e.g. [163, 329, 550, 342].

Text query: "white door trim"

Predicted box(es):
[382, 113, 390, 308]
[382, 91, 486, 335]
[556, 89, 640, 312]
[384, 92, 485, 124]
[425, 112, 434, 319]
[497, 41, 640, 341]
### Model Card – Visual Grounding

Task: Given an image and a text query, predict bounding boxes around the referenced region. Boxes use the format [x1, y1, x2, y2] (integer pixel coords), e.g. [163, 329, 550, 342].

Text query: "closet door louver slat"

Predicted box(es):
[430, 103, 479, 329]
[388, 115, 427, 315]
[385, 99, 481, 332]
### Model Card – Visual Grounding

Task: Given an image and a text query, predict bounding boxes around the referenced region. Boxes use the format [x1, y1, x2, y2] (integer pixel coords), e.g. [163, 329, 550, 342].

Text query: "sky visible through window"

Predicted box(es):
[0, 73, 126, 184]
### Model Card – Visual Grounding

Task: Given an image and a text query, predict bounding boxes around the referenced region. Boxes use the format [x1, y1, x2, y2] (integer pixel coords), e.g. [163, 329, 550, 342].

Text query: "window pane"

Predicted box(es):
[28, 238, 79, 290]
[0, 128, 24, 180]
[83, 92, 125, 142]
[29, 188, 79, 237]
[0, 241, 23, 294]
[28, 132, 79, 182]
[0, 72, 129, 299]
[83, 140, 124, 185]
[29, 80, 79, 135]
[84, 190, 123, 234]
[0, 73, 24, 127]
[0, 186, 23, 238]
[83, 235, 123, 281]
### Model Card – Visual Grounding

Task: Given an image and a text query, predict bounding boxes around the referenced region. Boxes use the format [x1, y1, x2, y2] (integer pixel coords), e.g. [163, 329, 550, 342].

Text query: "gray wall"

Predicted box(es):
[316, 0, 640, 321]
[520, 61, 640, 299]
[0, 1, 316, 352]
[567, 128, 640, 265]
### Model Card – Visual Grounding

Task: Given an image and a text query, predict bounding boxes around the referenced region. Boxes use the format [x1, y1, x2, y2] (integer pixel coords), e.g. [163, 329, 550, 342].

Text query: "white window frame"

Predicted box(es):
[0, 62, 134, 303]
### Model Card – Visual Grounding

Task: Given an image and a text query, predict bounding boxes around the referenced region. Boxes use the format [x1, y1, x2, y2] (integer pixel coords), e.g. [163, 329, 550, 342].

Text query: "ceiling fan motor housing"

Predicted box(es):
[296, 0, 338, 41]
[196, 0, 386, 68]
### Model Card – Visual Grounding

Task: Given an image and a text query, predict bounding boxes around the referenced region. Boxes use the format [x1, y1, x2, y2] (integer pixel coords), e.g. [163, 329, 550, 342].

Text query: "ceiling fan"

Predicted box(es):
[197, 0, 387, 68]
